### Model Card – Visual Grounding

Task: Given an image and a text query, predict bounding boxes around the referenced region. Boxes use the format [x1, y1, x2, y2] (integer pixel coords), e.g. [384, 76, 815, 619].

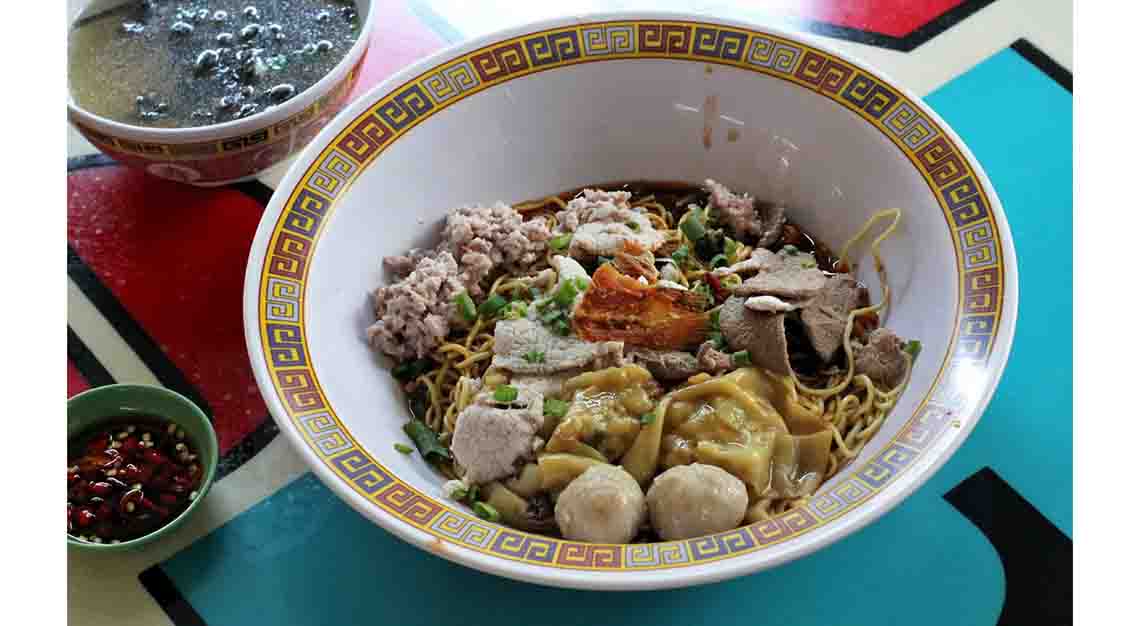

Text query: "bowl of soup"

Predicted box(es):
[242, 11, 1017, 589]
[67, 0, 375, 186]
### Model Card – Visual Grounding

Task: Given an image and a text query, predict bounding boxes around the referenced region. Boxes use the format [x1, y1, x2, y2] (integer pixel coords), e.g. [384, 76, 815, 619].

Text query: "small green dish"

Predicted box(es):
[67, 384, 219, 552]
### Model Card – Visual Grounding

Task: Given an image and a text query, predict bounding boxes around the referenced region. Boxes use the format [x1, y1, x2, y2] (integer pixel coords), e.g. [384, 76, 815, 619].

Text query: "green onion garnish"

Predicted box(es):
[392, 358, 433, 381]
[553, 280, 578, 307]
[904, 340, 922, 359]
[502, 300, 528, 320]
[473, 502, 501, 523]
[710, 254, 729, 268]
[543, 398, 569, 418]
[671, 245, 690, 266]
[782, 244, 800, 255]
[402, 419, 451, 464]
[626, 220, 640, 231]
[550, 234, 572, 252]
[478, 294, 507, 318]
[554, 318, 571, 336]
[680, 213, 706, 242]
[455, 291, 477, 322]
[731, 350, 752, 367]
[493, 385, 519, 403]
[573, 277, 590, 292]
[394, 443, 414, 455]
[709, 331, 726, 350]
[639, 412, 656, 425]
[724, 237, 739, 260]
[523, 350, 546, 364]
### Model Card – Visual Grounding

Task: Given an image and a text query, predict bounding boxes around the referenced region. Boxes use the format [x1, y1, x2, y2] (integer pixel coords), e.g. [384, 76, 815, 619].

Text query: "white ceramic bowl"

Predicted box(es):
[243, 12, 1017, 589]
[67, 0, 375, 186]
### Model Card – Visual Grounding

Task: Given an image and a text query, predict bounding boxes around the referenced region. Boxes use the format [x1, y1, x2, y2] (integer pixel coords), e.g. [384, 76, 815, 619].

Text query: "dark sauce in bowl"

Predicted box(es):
[68, 1, 362, 128]
[67, 416, 204, 544]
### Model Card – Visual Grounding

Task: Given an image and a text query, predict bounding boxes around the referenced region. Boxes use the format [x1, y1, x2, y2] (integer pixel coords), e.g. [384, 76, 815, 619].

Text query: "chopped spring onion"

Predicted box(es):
[573, 277, 590, 292]
[671, 245, 690, 266]
[904, 340, 923, 359]
[403, 420, 451, 464]
[502, 300, 528, 320]
[465, 484, 480, 504]
[724, 237, 740, 261]
[553, 280, 579, 307]
[478, 294, 507, 318]
[493, 385, 519, 403]
[731, 350, 752, 367]
[553, 318, 572, 336]
[392, 358, 432, 381]
[781, 244, 800, 255]
[455, 291, 477, 322]
[709, 307, 721, 329]
[544, 398, 569, 418]
[443, 479, 469, 501]
[393, 443, 414, 455]
[709, 254, 729, 268]
[523, 350, 546, 364]
[550, 233, 572, 252]
[680, 213, 706, 242]
[708, 331, 726, 350]
[473, 501, 501, 523]
[639, 412, 656, 425]
[625, 220, 640, 231]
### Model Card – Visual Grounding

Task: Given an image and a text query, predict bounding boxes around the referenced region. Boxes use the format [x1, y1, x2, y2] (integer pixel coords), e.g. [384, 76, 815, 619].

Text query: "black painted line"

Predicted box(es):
[216, 416, 280, 479]
[944, 467, 1072, 626]
[792, 0, 999, 52]
[138, 566, 209, 626]
[1011, 38, 1073, 92]
[67, 326, 115, 388]
[230, 178, 276, 206]
[67, 153, 119, 172]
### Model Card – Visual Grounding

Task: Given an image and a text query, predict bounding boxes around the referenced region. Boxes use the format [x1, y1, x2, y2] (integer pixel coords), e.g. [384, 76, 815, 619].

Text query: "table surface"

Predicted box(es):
[67, 2, 1073, 625]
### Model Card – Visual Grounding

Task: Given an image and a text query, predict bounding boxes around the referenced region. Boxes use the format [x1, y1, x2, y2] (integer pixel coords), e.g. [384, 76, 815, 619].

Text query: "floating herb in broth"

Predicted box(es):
[68, 0, 361, 128]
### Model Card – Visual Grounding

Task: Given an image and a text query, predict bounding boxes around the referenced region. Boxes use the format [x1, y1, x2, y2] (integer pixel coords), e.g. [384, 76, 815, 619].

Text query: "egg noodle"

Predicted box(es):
[406, 191, 910, 517]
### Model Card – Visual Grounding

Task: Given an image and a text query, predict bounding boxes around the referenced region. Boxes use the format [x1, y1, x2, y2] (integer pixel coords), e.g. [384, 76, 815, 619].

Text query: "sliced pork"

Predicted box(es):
[450, 388, 543, 484]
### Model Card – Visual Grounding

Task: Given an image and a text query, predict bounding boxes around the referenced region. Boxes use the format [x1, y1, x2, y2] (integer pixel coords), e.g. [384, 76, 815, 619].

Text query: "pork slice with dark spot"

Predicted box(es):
[718, 296, 792, 375]
[853, 328, 908, 389]
[696, 341, 733, 374]
[626, 348, 701, 381]
[800, 274, 868, 363]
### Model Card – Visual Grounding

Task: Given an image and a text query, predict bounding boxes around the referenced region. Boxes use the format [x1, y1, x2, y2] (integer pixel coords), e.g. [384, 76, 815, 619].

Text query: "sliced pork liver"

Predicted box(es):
[626, 348, 702, 381]
[718, 296, 793, 375]
[731, 249, 829, 301]
[800, 274, 868, 363]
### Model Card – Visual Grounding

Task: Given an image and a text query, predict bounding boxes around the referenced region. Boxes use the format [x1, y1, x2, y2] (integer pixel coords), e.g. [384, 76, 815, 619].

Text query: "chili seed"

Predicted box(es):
[212, 10, 228, 22]
[315, 40, 333, 53]
[240, 23, 261, 40]
[167, 423, 177, 435]
[242, 6, 260, 20]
